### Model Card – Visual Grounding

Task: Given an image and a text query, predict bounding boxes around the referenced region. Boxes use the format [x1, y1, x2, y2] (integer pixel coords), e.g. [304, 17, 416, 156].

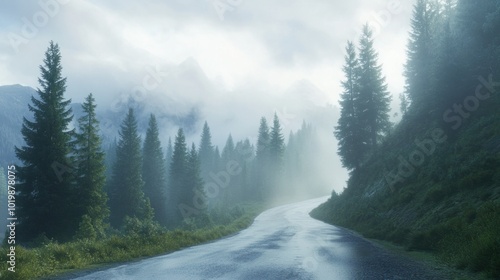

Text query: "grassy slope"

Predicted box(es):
[0, 204, 262, 280]
[311, 95, 500, 278]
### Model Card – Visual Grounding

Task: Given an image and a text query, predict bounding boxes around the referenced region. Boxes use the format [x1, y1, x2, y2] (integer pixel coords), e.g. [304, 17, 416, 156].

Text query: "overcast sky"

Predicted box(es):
[0, 0, 415, 190]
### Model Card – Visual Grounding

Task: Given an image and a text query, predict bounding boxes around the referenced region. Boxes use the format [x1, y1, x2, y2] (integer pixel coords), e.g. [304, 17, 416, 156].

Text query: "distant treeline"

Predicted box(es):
[2, 41, 331, 244]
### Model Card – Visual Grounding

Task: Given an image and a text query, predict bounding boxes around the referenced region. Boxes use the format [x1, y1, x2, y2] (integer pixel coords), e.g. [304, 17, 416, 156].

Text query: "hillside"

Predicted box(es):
[311, 1, 500, 278]
[312, 84, 500, 278]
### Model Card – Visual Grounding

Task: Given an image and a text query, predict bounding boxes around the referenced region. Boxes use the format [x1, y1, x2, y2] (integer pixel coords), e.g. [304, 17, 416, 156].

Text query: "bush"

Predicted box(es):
[122, 216, 163, 237]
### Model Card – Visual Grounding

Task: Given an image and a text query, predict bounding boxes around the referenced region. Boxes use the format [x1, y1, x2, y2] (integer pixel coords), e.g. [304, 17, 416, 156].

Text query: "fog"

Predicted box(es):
[0, 0, 415, 196]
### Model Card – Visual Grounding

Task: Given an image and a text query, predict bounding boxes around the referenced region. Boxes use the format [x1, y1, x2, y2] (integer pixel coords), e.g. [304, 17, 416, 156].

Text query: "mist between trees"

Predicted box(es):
[4, 41, 336, 245]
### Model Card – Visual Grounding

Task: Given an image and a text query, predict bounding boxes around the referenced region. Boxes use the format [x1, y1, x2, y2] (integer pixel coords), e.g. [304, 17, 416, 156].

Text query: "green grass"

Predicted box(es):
[0, 204, 262, 280]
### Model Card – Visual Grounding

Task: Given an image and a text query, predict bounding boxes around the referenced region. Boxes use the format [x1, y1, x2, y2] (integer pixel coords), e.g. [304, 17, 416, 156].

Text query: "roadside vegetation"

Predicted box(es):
[0, 203, 261, 280]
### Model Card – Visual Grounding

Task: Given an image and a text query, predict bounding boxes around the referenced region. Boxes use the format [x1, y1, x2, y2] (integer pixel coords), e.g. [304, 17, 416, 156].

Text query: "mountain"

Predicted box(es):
[0, 85, 34, 167]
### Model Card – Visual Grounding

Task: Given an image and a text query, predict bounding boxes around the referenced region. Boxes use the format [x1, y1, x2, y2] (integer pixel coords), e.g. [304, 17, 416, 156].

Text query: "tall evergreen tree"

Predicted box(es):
[255, 117, 270, 199]
[104, 139, 117, 188]
[165, 138, 173, 164]
[234, 139, 254, 201]
[165, 137, 173, 178]
[213, 146, 221, 171]
[108, 108, 152, 228]
[269, 114, 285, 195]
[15, 41, 77, 242]
[455, 0, 499, 76]
[430, 17, 462, 110]
[198, 121, 214, 179]
[168, 128, 188, 226]
[221, 134, 235, 161]
[269, 113, 285, 168]
[73, 93, 108, 239]
[335, 41, 367, 170]
[183, 143, 206, 221]
[221, 134, 236, 204]
[143, 114, 168, 226]
[256, 117, 270, 164]
[404, 0, 436, 110]
[357, 25, 392, 147]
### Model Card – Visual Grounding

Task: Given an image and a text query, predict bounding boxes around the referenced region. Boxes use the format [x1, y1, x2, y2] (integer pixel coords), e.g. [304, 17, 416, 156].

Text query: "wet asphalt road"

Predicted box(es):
[68, 197, 446, 280]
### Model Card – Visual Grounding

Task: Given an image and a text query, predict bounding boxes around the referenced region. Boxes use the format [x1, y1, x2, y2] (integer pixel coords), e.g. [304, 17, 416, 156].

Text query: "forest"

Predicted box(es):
[313, 0, 500, 278]
[0, 0, 499, 279]
[0, 41, 332, 279]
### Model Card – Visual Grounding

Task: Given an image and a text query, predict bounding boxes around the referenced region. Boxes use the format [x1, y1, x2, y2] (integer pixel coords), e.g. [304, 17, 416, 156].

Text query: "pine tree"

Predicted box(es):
[104, 139, 117, 188]
[73, 93, 109, 239]
[357, 25, 392, 147]
[335, 41, 367, 170]
[269, 114, 285, 195]
[221, 134, 235, 161]
[430, 17, 462, 111]
[404, 0, 436, 110]
[234, 139, 254, 201]
[142, 114, 168, 226]
[198, 121, 214, 179]
[15, 41, 77, 242]
[165, 137, 173, 181]
[269, 113, 285, 168]
[255, 117, 270, 199]
[455, 0, 499, 76]
[183, 143, 207, 223]
[221, 134, 236, 204]
[213, 146, 221, 171]
[256, 117, 270, 164]
[108, 108, 153, 228]
[168, 128, 188, 226]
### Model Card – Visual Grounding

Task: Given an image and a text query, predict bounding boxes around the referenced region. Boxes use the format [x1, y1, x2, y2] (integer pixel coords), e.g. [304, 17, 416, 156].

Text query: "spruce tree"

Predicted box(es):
[256, 117, 270, 164]
[198, 121, 214, 179]
[108, 108, 153, 228]
[165, 137, 173, 181]
[15, 41, 77, 242]
[221, 134, 235, 161]
[255, 117, 270, 199]
[269, 113, 285, 168]
[335, 41, 367, 170]
[455, 0, 499, 77]
[404, 0, 436, 110]
[430, 18, 461, 111]
[221, 134, 236, 203]
[168, 128, 188, 226]
[183, 143, 206, 222]
[234, 139, 254, 201]
[143, 114, 168, 226]
[73, 93, 109, 239]
[357, 25, 392, 147]
[269, 114, 285, 195]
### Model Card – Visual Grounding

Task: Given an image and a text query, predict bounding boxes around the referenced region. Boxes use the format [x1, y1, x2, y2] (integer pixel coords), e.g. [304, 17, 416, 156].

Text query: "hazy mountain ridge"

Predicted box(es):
[0, 85, 34, 167]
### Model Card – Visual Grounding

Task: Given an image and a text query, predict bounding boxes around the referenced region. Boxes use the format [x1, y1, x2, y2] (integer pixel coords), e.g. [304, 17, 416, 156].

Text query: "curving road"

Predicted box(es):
[70, 197, 445, 280]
